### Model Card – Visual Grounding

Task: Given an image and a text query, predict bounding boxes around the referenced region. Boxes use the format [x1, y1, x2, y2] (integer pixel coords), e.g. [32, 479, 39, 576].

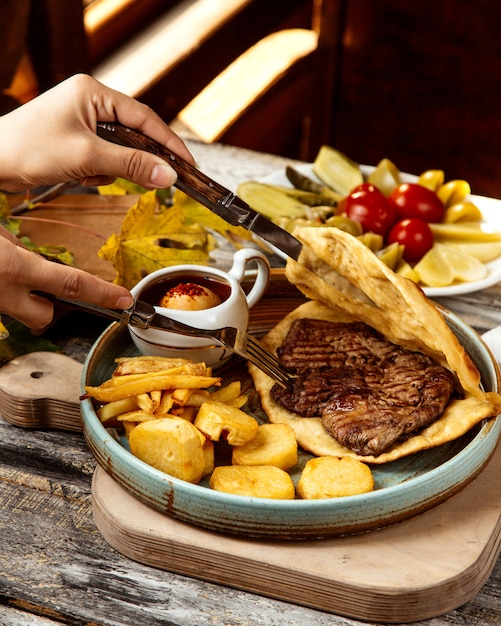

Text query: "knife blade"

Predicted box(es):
[96, 121, 303, 260]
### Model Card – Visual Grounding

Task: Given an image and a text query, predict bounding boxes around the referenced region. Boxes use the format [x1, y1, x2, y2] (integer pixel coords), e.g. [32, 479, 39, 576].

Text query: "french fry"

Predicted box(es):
[116, 410, 157, 423]
[208, 381, 242, 403]
[209, 381, 248, 408]
[85, 372, 221, 403]
[156, 391, 174, 415]
[122, 421, 137, 438]
[150, 390, 162, 413]
[136, 393, 154, 413]
[113, 356, 205, 376]
[185, 390, 211, 407]
[96, 396, 139, 424]
[171, 388, 193, 406]
[155, 390, 174, 417]
[173, 405, 197, 422]
[225, 395, 248, 409]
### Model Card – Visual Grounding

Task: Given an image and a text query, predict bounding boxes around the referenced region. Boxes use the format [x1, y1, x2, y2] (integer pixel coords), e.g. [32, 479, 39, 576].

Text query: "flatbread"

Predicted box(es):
[249, 227, 501, 463]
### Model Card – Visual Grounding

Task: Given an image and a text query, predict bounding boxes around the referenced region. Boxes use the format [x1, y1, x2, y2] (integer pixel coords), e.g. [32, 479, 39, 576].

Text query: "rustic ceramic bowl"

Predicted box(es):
[81, 307, 501, 539]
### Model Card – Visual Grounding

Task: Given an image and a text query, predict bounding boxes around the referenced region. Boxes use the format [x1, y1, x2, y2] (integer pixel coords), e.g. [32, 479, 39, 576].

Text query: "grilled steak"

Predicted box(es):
[271, 318, 460, 456]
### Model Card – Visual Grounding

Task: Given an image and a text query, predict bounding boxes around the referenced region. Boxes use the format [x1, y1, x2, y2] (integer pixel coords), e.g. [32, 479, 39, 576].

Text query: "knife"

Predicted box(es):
[96, 121, 303, 261]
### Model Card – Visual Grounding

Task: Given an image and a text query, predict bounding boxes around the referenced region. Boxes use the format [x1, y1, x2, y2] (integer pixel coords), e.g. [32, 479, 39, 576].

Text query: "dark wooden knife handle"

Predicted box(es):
[96, 122, 231, 208]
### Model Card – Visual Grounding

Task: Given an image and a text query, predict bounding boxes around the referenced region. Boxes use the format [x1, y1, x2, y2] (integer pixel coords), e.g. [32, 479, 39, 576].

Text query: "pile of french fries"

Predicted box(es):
[84, 355, 374, 499]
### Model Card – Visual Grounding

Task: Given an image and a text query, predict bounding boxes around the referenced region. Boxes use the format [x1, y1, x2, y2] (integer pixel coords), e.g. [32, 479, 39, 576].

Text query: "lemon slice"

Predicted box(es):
[448, 241, 501, 263]
[413, 246, 454, 287]
[436, 243, 487, 282]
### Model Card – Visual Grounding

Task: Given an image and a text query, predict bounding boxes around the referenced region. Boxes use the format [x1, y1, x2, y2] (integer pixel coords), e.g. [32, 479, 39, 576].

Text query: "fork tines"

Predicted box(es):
[241, 333, 295, 389]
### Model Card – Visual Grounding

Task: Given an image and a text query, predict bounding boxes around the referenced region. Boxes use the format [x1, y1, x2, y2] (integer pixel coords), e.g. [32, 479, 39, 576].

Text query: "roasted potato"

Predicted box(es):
[231, 423, 298, 470]
[297, 456, 374, 499]
[209, 465, 295, 499]
[194, 401, 259, 446]
[129, 417, 205, 483]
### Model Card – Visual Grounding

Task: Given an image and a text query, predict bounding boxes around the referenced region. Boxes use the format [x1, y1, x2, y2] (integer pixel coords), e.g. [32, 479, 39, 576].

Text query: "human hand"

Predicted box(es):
[0, 74, 194, 192]
[0, 225, 133, 329]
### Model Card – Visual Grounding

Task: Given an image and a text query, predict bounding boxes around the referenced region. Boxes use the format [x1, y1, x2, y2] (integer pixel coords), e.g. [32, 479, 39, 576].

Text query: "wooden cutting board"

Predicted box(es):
[0, 352, 82, 431]
[91, 440, 501, 624]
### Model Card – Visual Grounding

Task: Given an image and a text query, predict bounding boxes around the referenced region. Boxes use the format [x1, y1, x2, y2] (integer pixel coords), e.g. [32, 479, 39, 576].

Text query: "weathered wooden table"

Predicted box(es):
[1, 140, 500, 625]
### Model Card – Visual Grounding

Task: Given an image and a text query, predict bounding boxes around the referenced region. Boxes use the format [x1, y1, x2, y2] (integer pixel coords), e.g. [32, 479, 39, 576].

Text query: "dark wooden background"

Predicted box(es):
[2, 0, 499, 198]
[330, 0, 501, 199]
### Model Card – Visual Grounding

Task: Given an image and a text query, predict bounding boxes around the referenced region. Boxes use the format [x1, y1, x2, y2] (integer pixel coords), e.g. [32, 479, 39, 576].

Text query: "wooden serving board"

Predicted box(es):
[0, 352, 83, 431]
[91, 439, 501, 624]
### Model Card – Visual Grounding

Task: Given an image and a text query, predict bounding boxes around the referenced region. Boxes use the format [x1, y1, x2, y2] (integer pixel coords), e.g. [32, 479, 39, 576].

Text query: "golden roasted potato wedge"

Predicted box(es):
[129, 417, 205, 483]
[194, 401, 259, 446]
[209, 465, 295, 499]
[297, 456, 374, 499]
[232, 423, 298, 470]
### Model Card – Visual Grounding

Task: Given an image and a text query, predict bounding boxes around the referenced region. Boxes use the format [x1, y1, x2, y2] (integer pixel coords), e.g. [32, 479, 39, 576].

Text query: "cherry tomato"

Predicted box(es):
[387, 218, 434, 263]
[388, 183, 445, 223]
[344, 183, 396, 236]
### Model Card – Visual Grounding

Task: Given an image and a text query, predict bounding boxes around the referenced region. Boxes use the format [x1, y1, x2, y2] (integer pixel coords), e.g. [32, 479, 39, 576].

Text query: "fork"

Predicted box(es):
[184, 324, 295, 389]
[34, 292, 295, 389]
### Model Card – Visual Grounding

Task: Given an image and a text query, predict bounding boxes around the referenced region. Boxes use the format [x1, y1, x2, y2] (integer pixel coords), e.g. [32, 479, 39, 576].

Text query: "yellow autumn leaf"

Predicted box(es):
[99, 190, 254, 289]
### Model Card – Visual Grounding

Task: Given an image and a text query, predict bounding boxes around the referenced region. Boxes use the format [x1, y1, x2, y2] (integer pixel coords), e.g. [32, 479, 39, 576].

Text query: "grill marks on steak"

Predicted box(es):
[271, 319, 459, 456]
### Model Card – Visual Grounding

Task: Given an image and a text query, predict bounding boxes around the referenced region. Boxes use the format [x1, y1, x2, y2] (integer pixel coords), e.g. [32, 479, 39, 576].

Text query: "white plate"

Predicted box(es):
[261, 164, 501, 297]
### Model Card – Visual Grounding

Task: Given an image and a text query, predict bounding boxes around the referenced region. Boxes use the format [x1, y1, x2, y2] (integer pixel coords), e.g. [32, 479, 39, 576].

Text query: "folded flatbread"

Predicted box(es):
[249, 227, 501, 463]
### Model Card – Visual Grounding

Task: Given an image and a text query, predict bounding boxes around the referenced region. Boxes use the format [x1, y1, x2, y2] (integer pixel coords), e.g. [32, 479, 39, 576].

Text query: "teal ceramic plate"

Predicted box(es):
[81, 307, 501, 539]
